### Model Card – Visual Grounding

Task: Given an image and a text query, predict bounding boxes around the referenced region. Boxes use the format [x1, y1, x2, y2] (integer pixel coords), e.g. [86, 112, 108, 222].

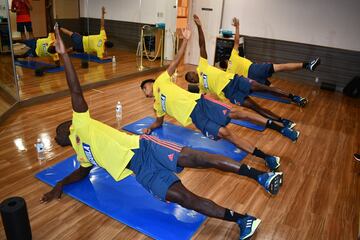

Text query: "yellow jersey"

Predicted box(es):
[153, 71, 201, 126]
[69, 111, 140, 181]
[82, 29, 107, 59]
[226, 49, 252, 77]
[197, 57, 235, 100]
[35, 33, 59, 62]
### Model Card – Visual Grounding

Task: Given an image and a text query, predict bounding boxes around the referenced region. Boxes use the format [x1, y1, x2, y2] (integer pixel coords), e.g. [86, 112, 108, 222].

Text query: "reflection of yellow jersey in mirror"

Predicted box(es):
[153, 71, 201, 126]
[35, 33, 59, 62]
[226, 49, 252, 77]
[69, 111, 140, 181]
[197, 57, 235, 100]
[82, 30, 107, 59]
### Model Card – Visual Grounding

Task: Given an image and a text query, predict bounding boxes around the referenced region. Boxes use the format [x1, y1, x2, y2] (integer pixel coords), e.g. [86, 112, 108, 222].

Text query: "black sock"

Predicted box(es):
[223, 208, 246, 222]
[252, 147, 270, 159]
[288, 93, 294, 99]
[266, 119, 283, 132]
[238, 164, 265, 181]
[302, 62, 309, 69]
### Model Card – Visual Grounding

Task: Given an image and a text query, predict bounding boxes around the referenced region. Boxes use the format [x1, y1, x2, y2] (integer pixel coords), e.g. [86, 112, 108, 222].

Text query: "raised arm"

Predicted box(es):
[193, 14, 207, 59]
[100, 6, 106, 30]
[54, 23, 88, 112]
[167, 27, 191, 76]
[40, 165, 92, 203]
[232, 17, 240, 51]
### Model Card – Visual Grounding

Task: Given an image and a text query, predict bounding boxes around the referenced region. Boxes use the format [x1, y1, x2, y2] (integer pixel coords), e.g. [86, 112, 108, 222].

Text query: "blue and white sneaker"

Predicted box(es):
[264, 155, 280, 171]
[307, 57, 321, 71]
[281, 127, 300, 142]
[238, 214, 261, 240]
[292, 96, 308, 107]
[281, 119, 296, 129]
[257, 172, 283, 195]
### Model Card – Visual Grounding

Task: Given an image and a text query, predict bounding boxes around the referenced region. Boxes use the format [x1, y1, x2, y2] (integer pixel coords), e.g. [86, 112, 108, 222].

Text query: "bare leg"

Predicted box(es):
[28, 31, 34, 39]
[218, 127, 255, 153]
[250, 79, 291, 98]
[273, 63, 302, 72]
[166, 181, 228, 219]
[60, 27, 74, 37]
[178, 147, 241, 173]
[228, 105, 267, 126]
[242, 97, 282, 122]
[20, 32, 26, 40]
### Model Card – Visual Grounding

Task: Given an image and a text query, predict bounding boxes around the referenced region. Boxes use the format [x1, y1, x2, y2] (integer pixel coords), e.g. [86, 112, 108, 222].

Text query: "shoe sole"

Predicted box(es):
[354, 155, 360, 162]
[288, 122, 296, 129]
[241, 219, 261, 240]
[268, 172, 283, 195]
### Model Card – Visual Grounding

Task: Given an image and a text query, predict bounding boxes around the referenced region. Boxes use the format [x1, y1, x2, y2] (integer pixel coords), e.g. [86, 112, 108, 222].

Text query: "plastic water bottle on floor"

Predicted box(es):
[35, 138, 45, 160]
[116, 101, 122, 122]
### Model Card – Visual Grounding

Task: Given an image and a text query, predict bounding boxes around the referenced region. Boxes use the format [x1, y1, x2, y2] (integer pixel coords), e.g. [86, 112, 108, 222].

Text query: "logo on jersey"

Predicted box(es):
[97, 39, 103, 47]
[228, 60, 232, 68]
[76, 135, 81, 145]
[82, 143, 98, 166]
[168, 153, 174, 161]
[222, 110, 228, 115]
[160, 94, 167, 112]
[202, 74, 209, 90]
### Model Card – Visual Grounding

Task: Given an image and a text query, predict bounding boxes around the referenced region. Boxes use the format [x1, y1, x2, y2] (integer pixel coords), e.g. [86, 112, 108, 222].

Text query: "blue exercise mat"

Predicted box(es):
[14, 60, 64, 73]
[250, 91, 291, 104]
[122, 117, 248, 161]
[230, 119, 265, 131]
[36, 156, 206, 240]
[70, 52, 112, 63]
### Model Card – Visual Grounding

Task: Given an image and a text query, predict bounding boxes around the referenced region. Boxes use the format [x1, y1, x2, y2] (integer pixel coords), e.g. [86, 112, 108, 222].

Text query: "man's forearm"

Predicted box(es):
[234, 24, 239, 50]
[196, 25, 207, 58]
[56, 166, 91, 188]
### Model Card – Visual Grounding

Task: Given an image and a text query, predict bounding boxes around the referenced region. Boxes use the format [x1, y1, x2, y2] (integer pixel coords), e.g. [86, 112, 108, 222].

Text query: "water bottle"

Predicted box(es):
[115, 101, 122, 121]
[35, 138, 45, 160]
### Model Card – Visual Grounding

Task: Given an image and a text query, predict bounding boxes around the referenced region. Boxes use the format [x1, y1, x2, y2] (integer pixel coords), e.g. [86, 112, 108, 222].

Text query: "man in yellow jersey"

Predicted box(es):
[185, 15, 307, 136]
[140, 24, 289, 172]
[221, 17, 320, 86]
[14, 32, 60, 66]
[59, 6, 113, 60]
[41, 25, 283, 240]
[186, 16, 311, 108]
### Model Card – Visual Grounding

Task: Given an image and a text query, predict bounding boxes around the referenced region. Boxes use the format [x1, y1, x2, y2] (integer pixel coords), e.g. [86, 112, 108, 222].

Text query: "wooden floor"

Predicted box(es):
[0, 65, 359, 240]
[16, 49, 163, 100]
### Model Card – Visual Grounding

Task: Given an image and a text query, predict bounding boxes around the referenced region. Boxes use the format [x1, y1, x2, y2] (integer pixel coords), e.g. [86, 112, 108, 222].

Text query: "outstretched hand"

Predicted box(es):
[181, 26, 191, 40]
[102, 6, 106, 15]
[193, 14, 201, 26]
[40, 184, 63, 204]
[232, 17, 239, 27]
[54, 23, 66, 55]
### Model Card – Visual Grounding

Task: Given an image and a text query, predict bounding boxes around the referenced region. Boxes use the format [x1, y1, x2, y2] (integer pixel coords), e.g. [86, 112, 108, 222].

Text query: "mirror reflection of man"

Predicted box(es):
[59, 6, 114, 60]
[11, 0, 34, 40]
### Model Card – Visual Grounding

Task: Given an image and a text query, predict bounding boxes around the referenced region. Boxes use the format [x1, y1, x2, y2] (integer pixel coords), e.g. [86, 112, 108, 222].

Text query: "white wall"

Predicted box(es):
[222, 0, 360, 52]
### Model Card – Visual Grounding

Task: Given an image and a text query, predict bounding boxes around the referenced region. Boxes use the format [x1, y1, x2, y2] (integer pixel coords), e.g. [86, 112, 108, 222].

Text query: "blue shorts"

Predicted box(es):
[17, 22, 32, 33]
[248, 63, 274, 85]
[71, 33, 84, 52]
[190, 95, 231, 140]
[223, 75, 251, 105]
[129, 135, 184, 201]
[23, 38, 37, 57]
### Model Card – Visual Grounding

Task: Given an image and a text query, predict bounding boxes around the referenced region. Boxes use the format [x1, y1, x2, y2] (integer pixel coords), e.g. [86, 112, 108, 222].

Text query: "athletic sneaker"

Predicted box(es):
[354, 153, 360, 162]
[292, 96, 308, 107]
[257, 172, 283, 195]
[237, 214, 261, 240]
[307, 57, 321, 71]
[281, 119, 296, 129]
[264, 155, 280, 171]
[281, 127, 300, 142]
